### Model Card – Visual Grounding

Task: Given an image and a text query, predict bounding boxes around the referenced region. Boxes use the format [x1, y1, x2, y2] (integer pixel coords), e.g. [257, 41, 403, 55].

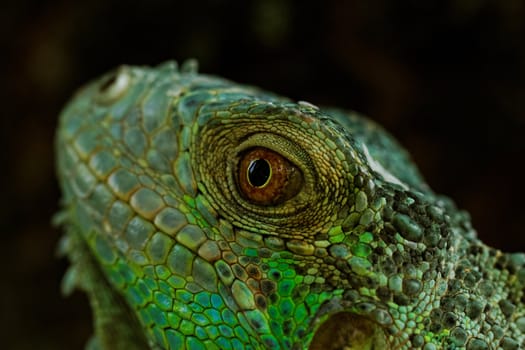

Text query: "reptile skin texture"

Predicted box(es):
[55, 61, 525, 349]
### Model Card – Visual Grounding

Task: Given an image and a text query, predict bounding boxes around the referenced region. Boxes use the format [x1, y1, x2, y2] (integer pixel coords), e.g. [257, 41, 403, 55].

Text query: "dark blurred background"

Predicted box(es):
[2, 0, 525, 348]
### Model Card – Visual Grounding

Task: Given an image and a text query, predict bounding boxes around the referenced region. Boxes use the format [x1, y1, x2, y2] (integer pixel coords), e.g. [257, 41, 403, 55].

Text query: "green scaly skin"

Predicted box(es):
[56, 60, 525, 349]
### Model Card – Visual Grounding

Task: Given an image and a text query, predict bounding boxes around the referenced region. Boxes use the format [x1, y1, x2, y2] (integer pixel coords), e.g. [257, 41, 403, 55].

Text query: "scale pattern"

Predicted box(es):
[56, 61, 525, 349]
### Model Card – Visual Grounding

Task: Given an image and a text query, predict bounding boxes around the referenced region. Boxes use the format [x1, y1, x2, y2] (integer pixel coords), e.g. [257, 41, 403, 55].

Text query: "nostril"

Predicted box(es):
[96, 66, 131, 104]
[308, 312, 389, 350]
[99, 74, 118, 92]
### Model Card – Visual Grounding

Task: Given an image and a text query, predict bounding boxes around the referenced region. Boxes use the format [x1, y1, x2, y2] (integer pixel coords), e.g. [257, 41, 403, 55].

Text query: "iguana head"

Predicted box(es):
[57, 61, 523, 350]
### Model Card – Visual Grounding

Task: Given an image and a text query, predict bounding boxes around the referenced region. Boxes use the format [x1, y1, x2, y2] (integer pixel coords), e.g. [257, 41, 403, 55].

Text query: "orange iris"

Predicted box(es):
[238, 147, 303, 205]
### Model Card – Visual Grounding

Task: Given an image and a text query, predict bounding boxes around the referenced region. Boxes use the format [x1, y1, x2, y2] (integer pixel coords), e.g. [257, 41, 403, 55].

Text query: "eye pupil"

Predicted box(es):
[248, 159, 271, 187]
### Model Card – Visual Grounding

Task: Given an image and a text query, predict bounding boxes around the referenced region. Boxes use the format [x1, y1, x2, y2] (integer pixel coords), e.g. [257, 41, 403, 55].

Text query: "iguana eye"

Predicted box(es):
[238, 147, 303, 205]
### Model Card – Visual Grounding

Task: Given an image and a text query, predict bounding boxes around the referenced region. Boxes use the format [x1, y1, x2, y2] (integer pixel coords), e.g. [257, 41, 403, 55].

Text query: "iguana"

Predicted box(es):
[55, 60, 525, 349]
